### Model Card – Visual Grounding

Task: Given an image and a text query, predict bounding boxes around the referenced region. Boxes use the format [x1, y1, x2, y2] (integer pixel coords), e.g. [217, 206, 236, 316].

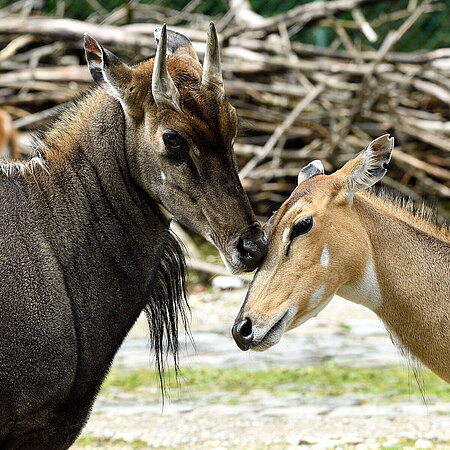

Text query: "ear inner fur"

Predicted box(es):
[297, 160, 324, 185]
[84, 33, 132, 104]
[347, 134, 394, 192]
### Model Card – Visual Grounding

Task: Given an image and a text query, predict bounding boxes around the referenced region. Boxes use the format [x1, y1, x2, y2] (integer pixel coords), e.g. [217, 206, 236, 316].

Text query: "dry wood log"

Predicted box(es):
[0, 17, 154, 48]
[0, 34, 34, 62]
[233, 37, 450, 64]
[0, 1, 447, 223]
[13, 102, 72, 129]
[0, 92, 77, 106]
[0, 66, 90, 84]
[240, 85, 324, 178]
[187, 258, 252, 281]
[222, 0, 380, 38]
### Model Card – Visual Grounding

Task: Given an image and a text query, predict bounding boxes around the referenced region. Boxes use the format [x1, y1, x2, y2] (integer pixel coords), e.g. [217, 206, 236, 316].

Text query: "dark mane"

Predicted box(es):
[143, 227, 190, 395]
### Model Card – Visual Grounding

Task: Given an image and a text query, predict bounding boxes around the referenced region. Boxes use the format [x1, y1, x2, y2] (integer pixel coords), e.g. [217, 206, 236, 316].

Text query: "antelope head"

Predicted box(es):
[232, 135, 394, 350]
[84, 23, 267, 272]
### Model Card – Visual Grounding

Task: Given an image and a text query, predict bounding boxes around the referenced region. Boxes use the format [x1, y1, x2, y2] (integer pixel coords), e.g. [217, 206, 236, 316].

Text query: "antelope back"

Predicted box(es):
[232, 135, 394, 350]
[83, 24, 266, 272]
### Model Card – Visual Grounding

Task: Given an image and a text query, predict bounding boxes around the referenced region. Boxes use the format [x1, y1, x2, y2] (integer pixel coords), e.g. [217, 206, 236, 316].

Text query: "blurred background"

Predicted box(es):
[0, 0, 449, 448]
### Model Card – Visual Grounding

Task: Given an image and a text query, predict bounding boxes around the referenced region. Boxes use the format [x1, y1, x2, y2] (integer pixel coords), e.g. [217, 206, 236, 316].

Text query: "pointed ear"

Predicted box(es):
[155, 27, 199, 64]
[297, 160, 324, 185]
[335, 134, 394, 195]
[84, 33, 133, 106]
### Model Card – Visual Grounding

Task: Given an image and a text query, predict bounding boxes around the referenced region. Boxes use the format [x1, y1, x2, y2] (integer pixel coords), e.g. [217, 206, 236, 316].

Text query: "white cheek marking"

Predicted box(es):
[161, 171, 166, 181]
[282, 228, 290, 243]
[337, 259, 382, 311]
[320, 245, 329, 267]
[219, 251, 238, 275]
[308, 285, 325, 309]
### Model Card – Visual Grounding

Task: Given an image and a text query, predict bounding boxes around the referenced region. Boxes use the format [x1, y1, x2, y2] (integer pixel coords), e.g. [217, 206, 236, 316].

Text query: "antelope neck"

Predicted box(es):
[344, 194, 450, 382]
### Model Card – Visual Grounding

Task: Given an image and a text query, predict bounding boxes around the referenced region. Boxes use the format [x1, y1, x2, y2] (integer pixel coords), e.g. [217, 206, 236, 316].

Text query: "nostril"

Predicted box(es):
[257, 233, 268, 257]
[240, 317, 252, 338]
[236, 239, 248, 258]
[232, 318, 253, 351]
[237, 238, 255, 259]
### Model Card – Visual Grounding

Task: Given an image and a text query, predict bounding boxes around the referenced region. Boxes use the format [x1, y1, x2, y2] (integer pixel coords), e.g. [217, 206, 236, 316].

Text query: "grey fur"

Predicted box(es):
[0, 98, 187, 449]
[0, 30, 266, 446]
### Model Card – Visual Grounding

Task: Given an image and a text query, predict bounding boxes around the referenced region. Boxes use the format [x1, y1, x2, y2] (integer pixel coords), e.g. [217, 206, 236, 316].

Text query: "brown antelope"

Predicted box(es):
[0, 24, 267, 449]
[233, 135, 450, 384]
[0, 109, 19, 159]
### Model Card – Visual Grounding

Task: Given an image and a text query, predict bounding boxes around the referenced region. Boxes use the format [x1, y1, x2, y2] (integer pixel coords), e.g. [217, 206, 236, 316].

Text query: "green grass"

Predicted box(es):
[74, 435, 148, 448]
[101, 363, 450, 404]
[74, 435, 449, 450]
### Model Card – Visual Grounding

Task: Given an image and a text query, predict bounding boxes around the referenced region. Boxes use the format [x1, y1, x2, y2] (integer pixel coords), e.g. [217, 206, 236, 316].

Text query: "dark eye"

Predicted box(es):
[290, 216, 313, 241]
[162, 131, 187, 164]
[163, 131, 183, 150]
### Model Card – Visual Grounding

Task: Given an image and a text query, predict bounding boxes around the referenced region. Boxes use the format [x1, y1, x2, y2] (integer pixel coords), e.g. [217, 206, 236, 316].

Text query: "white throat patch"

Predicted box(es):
[337, 259, 382, 311]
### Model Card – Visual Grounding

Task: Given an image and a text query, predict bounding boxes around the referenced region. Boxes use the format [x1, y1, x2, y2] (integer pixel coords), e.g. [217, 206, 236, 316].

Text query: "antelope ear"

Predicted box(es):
[336, 134, 394, 195]
[84, 33, 133, 104]
[297, 160, 324, 185]
[155, 27, 199, 64]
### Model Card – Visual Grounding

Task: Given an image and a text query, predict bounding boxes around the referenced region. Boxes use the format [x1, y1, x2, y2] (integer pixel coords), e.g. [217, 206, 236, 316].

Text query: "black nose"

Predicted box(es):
[236, 227, 268, 271]
[232, 317, 253, 351]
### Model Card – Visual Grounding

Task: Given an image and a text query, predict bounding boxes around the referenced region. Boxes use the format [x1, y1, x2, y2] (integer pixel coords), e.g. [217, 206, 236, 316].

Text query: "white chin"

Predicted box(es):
[251, 332, 284, 352]
[251, 308, 295, 351]
[219, 251, 239, 275]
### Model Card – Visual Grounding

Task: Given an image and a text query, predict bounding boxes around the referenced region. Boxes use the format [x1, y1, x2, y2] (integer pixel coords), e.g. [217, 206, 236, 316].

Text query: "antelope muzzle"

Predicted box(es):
[232, 224, 267, 272]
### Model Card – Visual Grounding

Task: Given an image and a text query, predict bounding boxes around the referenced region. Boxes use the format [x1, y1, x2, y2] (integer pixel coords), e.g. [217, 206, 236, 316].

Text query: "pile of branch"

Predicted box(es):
[0, 0, 449, 221]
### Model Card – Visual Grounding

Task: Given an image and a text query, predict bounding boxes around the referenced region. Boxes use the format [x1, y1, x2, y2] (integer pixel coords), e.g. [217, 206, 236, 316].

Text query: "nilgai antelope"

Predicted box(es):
[0, 24, 267, 448]
[233, 135, 450, 383]
[0, 109, 19, 159]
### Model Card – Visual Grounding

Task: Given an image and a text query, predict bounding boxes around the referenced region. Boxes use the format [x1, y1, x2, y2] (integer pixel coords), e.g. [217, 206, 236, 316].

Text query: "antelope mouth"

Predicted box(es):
[219, 250, 242, 274]
[251, 310, 291, 352]
[211, 225, 268, 274]
[219, 247, 264, 274]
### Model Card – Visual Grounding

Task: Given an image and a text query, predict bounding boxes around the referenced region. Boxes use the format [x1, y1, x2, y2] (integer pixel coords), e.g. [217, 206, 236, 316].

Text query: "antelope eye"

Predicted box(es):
[162, 131, 183, 149]
[290, 216, 313, 241]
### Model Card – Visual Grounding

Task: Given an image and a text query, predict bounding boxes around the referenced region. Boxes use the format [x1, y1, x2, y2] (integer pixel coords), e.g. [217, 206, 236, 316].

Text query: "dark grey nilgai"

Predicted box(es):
[0, 23, 267, 449]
